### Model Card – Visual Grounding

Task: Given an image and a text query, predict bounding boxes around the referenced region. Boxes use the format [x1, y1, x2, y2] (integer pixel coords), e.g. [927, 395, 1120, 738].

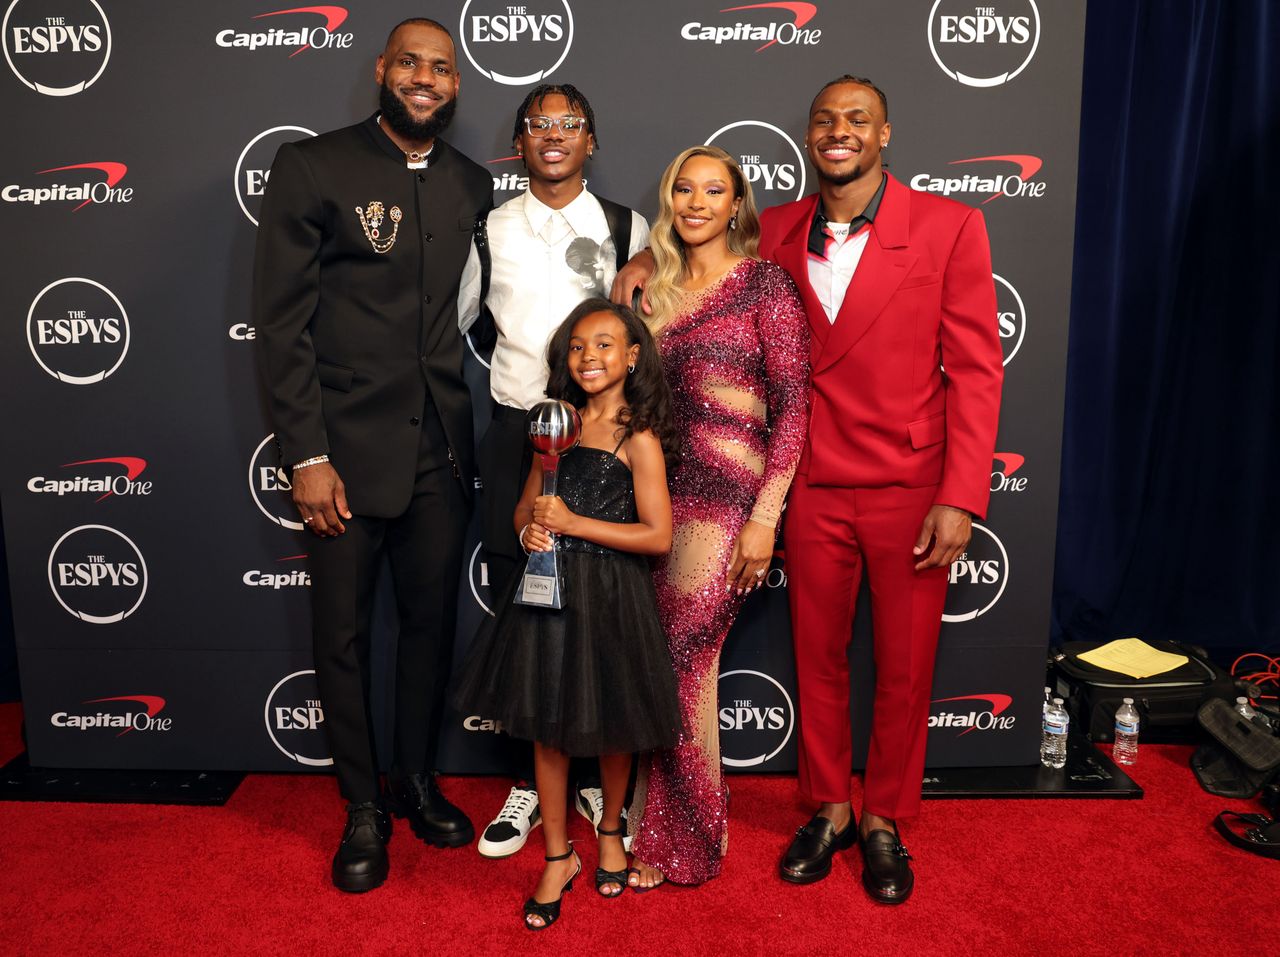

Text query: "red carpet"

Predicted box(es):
[0, 701, 1266, 956]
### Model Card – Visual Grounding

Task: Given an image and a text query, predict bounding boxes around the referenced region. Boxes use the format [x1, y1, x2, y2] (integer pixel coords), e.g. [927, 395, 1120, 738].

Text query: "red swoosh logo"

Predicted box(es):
[37, 162, 128, 211]
[276, 554, 308, 562]
[83, 695, 166, 737]
[487, 155, 521, 164]
[948, 155, 1043, 205]
[932, 693, 1013, 737]
[721, 2, 818, 52]
[253, 6, 348, 57]
[62, 456, 147, 502]
[993, 452, 1025, 476]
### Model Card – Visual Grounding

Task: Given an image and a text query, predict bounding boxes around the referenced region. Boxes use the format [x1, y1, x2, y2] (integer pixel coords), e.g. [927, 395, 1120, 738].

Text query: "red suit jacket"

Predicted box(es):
[759, 173, 1003, 519]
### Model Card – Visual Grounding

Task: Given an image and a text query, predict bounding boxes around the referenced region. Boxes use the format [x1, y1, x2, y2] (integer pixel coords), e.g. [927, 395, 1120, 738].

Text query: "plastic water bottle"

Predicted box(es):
[1113, 698, 1139, 765]
[1043, 686, 1051, 717]
[1234, 696, 1257, 721]
[1040, 697, 1068, 769]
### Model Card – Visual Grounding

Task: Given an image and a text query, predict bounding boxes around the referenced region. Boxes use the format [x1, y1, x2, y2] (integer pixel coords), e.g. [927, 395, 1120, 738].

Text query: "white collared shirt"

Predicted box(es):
[458, 189, 650, 410]
[807, 221, 872, 323]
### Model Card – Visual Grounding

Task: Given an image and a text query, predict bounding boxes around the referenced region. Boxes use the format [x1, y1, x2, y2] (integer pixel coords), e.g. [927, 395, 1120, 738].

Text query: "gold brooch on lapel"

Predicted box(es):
[356, 201, 402, 254]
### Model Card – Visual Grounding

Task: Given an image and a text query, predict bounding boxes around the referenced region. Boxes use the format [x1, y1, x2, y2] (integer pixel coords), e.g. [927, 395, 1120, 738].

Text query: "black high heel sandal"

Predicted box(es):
[523, 846, 580, 931]
[595, 825, 628, 898]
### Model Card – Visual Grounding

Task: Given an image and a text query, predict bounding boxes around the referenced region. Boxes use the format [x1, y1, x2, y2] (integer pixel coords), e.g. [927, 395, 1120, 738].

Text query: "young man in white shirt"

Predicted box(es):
[456, 84, 649, 859]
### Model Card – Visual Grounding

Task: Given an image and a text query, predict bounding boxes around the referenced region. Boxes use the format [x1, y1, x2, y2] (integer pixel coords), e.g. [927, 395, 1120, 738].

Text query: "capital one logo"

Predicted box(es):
[249, 434, 303, 531]
[718, 669, 795, 767]
[27, 278, 129, 384]
[3, 161, 132, 210]
[216, 6, 353, 57]
[991, 451, 1028, 493]
[264, 670, 332, 766]
[234, 125, 316, 227]
[681, 3, 822, 52]
[927, 0, 1040, 88]
[942, 522, 1008, 622]
[51, 695, 172, 735]
[459, 0, 573, 85]
[705, 120, 806, 206]
[243, 552, 310, 589]
[47, 524, 147, 624]
[28, 456, 151, 501]
[994, 272, 1025, 365]
[928, 693, 1016, 736]
[2, 0, 110, 95]
[910, 154, 1045, 204]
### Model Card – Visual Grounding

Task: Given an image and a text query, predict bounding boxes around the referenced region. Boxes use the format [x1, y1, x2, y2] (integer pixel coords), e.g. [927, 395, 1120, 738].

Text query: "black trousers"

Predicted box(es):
[308, 449, 467, 804]
[478, 402, 534, 599]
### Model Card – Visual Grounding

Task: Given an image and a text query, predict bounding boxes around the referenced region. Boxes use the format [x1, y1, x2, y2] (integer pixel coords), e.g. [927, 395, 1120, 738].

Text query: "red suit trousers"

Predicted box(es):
[786, 476, 949, 820]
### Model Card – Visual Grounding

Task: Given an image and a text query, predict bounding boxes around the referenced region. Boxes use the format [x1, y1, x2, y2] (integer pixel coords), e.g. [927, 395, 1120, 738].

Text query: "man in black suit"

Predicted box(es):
[253, 17, 492, 893]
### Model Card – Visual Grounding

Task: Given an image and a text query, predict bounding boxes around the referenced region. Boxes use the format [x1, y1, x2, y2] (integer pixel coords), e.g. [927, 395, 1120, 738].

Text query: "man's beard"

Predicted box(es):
[379, 81, 456, 143]
[818, 162, 869, 187]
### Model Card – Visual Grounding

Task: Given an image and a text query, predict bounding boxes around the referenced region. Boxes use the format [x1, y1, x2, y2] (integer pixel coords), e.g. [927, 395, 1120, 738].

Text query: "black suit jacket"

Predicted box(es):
[253, 115, 492, 517]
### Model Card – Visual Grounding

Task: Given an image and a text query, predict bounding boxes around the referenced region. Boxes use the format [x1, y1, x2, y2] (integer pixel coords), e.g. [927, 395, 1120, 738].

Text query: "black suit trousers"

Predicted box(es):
[308, 450, 467, 804]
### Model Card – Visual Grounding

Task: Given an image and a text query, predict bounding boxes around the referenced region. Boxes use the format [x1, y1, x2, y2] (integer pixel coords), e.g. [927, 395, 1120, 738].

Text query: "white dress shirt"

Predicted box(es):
[457, 189, 650, 410]
[807, 221, 872, 323]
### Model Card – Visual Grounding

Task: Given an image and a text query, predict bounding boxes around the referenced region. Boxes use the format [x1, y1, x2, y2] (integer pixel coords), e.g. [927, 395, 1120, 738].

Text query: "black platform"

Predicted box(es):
[0, 751, 243, 806]
[921, 733, 1143, 799]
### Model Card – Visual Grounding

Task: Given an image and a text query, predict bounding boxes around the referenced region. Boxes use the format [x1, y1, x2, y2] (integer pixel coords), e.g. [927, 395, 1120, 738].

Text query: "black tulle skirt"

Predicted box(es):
[450, 549, 681, 756]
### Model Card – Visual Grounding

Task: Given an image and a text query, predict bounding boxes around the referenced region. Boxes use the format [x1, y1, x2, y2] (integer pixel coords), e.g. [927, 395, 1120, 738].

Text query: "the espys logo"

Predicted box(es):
[51, 695, 171, 735]
[681, 2, 822, 52]
[2, 0, 110, 96]
[264, 670, 332, 766]
[3, 161, 131, 210]
[992, 451, 1028, 493]
[459, 0, 573, 86]
[928, 693, 1016, 736]
[26, 278, 129, 385]
[469, 542, 494, 616]
[235, 125, 316, 228]
[244, 553, 310, 589]
[942, 522, 1008, 622]
[994, 272, 1025, 365]
[706, 120, 806, 206]
[249, 434, 304, 531]
[216, 6, 353, 57]
[718, 669, 794, 768]
[47, 524, 147, 624]
[28, 456, 151, 501]
[927, 0, 1040, 88]
[910, 154, 1045, 204]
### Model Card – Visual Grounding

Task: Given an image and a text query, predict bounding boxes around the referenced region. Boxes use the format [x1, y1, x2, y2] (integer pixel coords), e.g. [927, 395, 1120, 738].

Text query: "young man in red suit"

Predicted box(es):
[613, 74, 1003, 903]
[763, 76, 1002, 903]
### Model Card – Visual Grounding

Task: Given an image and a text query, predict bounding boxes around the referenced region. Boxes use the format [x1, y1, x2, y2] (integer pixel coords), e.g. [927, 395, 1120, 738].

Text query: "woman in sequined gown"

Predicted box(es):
[627, 147, 810, 887]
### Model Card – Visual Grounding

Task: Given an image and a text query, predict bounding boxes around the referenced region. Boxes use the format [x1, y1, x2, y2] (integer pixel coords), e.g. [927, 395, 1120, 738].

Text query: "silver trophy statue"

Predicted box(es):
[515, 399, 582, 609]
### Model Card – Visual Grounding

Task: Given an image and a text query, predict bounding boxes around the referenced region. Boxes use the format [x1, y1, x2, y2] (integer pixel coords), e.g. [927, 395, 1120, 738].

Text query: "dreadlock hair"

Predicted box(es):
[544, 298, 679, 472]
[809, 74, 889, 120]
[511, 83, 599, 149]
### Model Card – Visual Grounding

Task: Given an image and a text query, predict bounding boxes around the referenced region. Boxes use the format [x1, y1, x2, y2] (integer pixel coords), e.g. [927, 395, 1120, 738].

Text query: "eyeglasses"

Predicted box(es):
[523, 115, 587, 138]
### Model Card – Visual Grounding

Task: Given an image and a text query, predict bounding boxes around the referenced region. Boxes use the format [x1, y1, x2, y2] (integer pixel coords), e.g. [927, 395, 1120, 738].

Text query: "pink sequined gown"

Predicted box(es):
[629, 257, 810, 884]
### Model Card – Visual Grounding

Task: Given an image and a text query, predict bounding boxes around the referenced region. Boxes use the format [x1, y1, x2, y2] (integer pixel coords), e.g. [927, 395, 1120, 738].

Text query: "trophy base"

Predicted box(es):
[513, 550, 565, 609]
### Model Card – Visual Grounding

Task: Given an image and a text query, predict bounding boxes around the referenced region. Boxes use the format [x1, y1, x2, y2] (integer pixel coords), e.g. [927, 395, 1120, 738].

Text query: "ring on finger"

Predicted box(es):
[303, 516, 314, 524]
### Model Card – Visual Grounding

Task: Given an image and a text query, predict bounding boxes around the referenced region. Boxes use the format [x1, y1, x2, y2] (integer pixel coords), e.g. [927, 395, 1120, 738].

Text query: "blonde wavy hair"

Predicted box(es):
[646, 145, 761, 332]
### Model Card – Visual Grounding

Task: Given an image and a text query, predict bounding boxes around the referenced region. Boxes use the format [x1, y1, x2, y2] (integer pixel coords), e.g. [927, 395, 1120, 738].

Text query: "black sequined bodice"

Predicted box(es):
[555, 446, 636, 556]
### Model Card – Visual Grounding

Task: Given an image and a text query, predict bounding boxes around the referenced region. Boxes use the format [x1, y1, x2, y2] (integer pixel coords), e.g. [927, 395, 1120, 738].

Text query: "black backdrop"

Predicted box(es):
[0, 1, 1086, 773]
[1053, 0, 1280, 664]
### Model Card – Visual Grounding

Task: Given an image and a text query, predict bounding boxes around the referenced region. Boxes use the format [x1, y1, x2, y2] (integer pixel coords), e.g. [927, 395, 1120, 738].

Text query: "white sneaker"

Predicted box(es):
[575, 785, 631, 852]
[477, 784, 540, 858]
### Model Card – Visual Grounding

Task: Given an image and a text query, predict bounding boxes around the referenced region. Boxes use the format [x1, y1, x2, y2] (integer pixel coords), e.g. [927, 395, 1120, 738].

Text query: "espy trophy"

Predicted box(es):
[515, 399, 582, 609]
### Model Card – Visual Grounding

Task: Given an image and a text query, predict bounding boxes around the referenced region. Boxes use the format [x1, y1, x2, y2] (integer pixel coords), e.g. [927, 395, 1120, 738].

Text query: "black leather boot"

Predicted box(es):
[779, 813, 857, 884]
[331, 801, 391, 893]
[386, 772, 474, 847]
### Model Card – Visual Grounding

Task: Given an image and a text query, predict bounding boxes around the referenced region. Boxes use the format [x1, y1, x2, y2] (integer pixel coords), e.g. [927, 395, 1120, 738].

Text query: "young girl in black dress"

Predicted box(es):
[451, 297, 681, 930]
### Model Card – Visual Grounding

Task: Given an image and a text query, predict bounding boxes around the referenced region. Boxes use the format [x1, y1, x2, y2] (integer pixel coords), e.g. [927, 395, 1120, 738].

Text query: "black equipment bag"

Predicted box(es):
[1050, 639, 1235, 743]
[1191, 697, 1280, 799]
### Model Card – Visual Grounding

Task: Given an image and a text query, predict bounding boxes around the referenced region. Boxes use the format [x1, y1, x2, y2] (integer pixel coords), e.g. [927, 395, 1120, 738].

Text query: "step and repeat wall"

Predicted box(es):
[0, 1, 1084, 774]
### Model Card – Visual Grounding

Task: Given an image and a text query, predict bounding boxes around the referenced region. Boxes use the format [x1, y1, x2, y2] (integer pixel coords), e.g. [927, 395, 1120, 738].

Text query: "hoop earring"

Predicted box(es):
[627, 364, 635, 374]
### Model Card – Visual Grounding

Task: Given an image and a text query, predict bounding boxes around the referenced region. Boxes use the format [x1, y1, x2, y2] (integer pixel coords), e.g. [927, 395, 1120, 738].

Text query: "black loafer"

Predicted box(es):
[386, 772, 475, 848]
[779, 813, 857, 884]
[332, 801, 391, 893]
[860, 826, 914, 904]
